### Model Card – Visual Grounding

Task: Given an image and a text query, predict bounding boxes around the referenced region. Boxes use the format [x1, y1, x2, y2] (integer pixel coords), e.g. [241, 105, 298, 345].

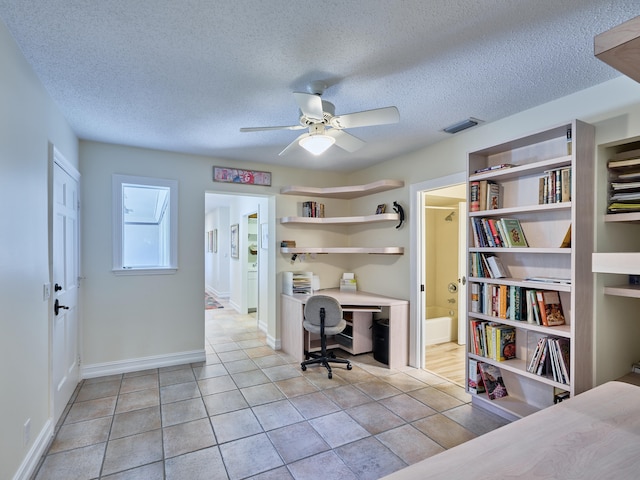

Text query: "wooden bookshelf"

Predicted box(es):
[466, 120, 595, 420]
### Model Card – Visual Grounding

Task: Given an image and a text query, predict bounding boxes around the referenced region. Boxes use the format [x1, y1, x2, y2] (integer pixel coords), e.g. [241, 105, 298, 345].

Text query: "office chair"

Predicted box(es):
[301, 295, 352, 379]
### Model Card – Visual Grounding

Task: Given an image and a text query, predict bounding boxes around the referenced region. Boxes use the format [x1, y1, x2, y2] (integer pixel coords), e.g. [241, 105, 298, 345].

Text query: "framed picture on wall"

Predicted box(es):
[230, 224, 239, 258]
[213, 229, 218, 253]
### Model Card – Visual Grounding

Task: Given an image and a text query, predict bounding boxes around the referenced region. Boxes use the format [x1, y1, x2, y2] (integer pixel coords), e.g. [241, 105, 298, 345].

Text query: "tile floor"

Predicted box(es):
[32, 298, 510, 480]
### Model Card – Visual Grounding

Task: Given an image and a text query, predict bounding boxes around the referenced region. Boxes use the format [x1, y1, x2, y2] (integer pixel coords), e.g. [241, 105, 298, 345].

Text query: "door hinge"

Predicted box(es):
[420, 284, 425, 292]
[77, 355, 81, 366]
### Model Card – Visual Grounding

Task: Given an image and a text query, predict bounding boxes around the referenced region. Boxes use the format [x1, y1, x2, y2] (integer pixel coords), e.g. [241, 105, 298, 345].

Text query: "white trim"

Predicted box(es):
[12, 419, 53, 480]
[266, 333, 280, 351]
[409, 172, 466, 368]
[81, 349, 206, 379]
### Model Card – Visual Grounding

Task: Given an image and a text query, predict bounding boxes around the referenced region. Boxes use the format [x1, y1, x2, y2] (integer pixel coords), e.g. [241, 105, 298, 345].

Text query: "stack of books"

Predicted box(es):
[470, 217, 528, 248]
[607, 152, 640, 213]
[302, 201, 325, 217]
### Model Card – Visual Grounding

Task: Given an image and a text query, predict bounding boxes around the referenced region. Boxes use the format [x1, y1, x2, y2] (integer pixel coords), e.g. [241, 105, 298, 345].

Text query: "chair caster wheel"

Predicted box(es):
[329, 352, 336, 359]
[328, 372, 332, 379]
[347, 364, 352, 370]
[301, 364, 307, 371]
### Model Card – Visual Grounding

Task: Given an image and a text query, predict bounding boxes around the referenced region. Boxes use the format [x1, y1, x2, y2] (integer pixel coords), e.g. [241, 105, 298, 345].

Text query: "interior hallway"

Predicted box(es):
[32, 299, 509, 479]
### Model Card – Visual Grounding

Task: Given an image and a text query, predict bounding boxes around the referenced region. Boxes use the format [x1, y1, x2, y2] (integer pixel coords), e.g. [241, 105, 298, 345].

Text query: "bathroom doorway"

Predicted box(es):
[410, 174, 467, 387]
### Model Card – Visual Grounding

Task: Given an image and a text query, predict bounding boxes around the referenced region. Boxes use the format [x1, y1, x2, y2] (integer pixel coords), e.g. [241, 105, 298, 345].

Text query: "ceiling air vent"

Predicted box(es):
[443, 118, 482, 134]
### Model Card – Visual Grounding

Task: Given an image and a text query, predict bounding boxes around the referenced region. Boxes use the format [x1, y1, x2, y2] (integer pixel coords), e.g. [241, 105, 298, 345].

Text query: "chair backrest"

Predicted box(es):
[304, 295, 343, 328]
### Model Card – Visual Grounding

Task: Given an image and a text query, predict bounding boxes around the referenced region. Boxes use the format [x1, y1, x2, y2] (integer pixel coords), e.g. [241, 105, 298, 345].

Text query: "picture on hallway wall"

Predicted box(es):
[213, 229, 218, 253]
[207, 230, 213, 252]
[213, 166, 272, 186]
[230, 224, 239, 258]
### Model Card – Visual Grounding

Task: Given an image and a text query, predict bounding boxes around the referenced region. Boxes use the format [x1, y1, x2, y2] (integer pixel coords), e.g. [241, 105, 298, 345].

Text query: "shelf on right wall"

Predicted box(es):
[465, 120, 595, 422]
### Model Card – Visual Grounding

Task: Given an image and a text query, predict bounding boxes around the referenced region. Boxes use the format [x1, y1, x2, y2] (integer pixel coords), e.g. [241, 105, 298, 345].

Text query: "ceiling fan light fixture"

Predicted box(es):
[299, 133, 335, 155]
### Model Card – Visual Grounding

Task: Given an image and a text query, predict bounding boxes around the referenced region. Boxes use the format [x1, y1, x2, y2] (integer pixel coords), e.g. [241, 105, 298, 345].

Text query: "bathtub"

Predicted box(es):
[425, 306, 457, 345]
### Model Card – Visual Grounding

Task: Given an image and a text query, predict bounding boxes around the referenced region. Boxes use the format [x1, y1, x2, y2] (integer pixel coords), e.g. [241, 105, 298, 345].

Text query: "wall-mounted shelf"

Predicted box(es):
[280, 179, 404, 199]
[595, 15, 640, 83]
[281, 247, 404, 255]
[280, 213, 399, 225]
[280, 179, 404, 257]
[592, 252, 640, 275]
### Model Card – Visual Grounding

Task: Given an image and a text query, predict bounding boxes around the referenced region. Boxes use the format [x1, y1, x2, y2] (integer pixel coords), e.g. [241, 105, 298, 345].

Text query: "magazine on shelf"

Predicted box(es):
[478, 362, 509, 400]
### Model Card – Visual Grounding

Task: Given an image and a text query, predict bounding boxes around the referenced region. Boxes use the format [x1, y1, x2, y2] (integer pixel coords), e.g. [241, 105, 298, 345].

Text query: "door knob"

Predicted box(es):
[54, 299, 69, 315]
[54, 283, 63, 292]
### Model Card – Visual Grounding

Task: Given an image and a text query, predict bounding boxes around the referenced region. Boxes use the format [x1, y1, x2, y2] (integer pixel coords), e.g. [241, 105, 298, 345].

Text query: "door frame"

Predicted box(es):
[409, 172, 466, 368]
[49, 144, 81, 423]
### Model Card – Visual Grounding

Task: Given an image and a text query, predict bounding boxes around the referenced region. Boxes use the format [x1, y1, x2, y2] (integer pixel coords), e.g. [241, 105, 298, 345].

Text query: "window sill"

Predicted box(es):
[112, 267, 178, 276]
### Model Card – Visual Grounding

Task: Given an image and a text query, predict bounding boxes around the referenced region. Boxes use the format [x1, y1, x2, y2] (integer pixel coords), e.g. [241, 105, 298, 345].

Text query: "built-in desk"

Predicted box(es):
[280, 289, 409, 369]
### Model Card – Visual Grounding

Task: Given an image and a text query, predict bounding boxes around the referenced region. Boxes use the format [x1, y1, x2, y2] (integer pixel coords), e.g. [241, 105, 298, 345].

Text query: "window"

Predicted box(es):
[112, 174, 178, 274]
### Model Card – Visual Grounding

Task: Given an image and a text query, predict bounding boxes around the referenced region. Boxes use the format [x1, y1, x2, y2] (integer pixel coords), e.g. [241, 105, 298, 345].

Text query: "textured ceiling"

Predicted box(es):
[0, 1, 636, 171]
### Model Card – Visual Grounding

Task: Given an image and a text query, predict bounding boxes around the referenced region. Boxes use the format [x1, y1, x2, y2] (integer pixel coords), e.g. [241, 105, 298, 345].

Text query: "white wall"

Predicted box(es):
[205, 206, 230, 297]
[0, 19, 78, 480]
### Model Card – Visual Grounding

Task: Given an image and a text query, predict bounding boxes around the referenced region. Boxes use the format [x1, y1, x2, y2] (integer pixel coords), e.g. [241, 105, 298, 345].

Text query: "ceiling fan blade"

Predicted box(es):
[327, 129, 365, 153]
[240, 125, 304, 132]
[330, 106, 399, 129]
[293, 92, 324, 121]
[278, 133, 307, 156]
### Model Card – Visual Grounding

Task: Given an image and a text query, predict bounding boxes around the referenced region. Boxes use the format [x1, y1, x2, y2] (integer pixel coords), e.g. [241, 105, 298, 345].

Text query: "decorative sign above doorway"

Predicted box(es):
[213, 166, 271, 186]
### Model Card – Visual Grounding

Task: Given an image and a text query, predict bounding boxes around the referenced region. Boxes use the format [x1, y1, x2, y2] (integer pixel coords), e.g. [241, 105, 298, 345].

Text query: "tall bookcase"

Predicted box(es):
[465, 120, 595, 420]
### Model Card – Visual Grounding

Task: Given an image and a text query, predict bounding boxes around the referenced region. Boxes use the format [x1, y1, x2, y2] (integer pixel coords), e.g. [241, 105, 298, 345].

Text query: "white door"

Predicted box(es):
[52, 154, 80, 423]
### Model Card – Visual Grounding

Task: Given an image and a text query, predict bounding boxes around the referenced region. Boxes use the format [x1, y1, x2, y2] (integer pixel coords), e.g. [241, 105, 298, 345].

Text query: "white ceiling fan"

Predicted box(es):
[240, 82, 400, 156]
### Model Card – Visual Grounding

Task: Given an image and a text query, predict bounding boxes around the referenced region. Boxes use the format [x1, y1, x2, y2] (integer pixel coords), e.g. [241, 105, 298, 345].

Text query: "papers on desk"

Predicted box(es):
[340, 272, 357, 292]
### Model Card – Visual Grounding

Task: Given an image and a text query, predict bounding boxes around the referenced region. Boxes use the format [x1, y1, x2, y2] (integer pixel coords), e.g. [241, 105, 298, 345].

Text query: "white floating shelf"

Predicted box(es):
[603, 284, 640, 298]
[592, 252, 640, 275]
[280, 247, 404, 255]
[280, 213, 399, 225]
[280, 179, 404, 199]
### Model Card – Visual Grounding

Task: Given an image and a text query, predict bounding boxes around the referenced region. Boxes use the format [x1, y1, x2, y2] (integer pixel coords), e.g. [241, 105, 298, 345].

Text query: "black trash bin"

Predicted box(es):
[372, 319, 389, 365]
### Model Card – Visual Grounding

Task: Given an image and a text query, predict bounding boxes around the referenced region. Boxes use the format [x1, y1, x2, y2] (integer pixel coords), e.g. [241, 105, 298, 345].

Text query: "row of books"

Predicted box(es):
[539, 167, 571, 204]
[470, 283, 566, 326]
[527, 336, 570, 384]
[607, 154, 640, 213]
[470, 253, 509, 279]
[468, 359, 508, 400]
[469, 180, 501, 212]
[470, 217, 528, 248]
[302, 201, 325, 217]
[469, 320, 516, 362]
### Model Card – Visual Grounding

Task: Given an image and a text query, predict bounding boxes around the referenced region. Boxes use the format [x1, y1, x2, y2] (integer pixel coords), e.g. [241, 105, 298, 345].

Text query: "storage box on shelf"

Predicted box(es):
[466, 120, 594, 421]
[282, 271, 313, 296]
[279, 179, 404, 255]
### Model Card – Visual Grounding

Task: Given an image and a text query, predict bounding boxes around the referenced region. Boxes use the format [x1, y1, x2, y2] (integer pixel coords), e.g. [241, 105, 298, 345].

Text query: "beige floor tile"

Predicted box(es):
[289, 391, 340, 419]
[198, 375, 238, 396]
[379, 393, 437, 422]
[160, 381, 201, 404]
[203, 389, 249, 416]
[102, 429, 163, 476]
[354, 380, 402, 400]
[159, 367, 195, 387]
[240, 383, 285, 407]
[412, 413, 477, 448]
[376, 424, 445, 464]
[335, 436, 407, 478]
[407, 386, 465, 412]
[274, 376, 319, 398]
[346, 402, 405, 434]
[308, 411, 370, 448]
[218, 433, 283, 479]
[252, 399, 304, 431]
[49, 416, 112, 454]
[163, 418, 216, 458]
[162, 397, 207, 427]
[76, 379, 121, 402]
[287, 450, 357, 480]
[115, 387, 160, 414]
[210, 408, 263, 443]
[165, 446, 227, 480]
[110, 405, 161, 440]
[230, 369, 271, 388]
[267, 422, 330, 463]
[101, 461, 164, 479]
[322, 385, 372, 409]
[65, 396, 117, 424]
[119, 373, 159, 394]
[35, 442, 105, 480]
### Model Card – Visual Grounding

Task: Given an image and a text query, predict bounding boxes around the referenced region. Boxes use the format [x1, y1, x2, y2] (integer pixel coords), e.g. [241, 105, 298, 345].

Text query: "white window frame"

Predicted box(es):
[112, 174, 178, 275]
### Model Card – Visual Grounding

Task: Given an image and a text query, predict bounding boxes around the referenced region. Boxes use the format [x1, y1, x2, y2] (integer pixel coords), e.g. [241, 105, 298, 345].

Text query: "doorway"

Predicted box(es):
[410, 173, 467, 387]
[204, 192, 269, 320]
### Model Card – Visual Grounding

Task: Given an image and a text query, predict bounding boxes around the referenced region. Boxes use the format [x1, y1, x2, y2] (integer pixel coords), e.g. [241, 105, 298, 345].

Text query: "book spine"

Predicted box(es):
[470, 181, 480, 211]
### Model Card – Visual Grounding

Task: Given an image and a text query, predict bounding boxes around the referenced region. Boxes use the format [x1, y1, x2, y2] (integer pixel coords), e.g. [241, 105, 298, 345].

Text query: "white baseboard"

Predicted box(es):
[81, 349, 206, 379]
[266, 333, 281, 351]
[12, 418, 53, 480]
[205, 286, 229, 299]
